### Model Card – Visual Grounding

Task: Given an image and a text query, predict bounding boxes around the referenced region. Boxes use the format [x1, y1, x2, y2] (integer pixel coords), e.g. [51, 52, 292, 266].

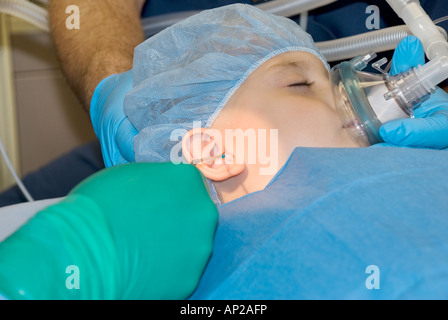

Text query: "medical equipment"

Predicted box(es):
[0, 139, 33, 201]
[0, 0, 48, 32]
[331, 0, 448, 146]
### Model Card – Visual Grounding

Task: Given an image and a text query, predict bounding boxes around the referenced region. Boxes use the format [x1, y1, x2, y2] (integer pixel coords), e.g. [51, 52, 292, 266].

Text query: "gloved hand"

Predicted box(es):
[90, 71, 138, 167]
[0, 162, 218, 299]
[378, 36, 448, 149]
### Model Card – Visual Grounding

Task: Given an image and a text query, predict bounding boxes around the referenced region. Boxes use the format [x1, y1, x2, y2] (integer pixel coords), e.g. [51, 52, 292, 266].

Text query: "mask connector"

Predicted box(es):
[384, 68, 432, 114]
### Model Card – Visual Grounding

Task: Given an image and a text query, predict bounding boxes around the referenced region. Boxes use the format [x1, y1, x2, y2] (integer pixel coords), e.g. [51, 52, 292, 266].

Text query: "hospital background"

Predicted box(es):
[0, 13, 95, 192]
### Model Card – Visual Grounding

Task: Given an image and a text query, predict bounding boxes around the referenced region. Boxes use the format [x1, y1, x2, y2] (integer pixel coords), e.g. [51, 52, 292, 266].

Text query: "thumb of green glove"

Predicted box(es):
[0, 162, 218, 300]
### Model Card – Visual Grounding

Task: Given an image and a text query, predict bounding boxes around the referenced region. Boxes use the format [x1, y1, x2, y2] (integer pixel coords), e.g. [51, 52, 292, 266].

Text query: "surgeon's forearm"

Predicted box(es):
[49, 0, 145, 113]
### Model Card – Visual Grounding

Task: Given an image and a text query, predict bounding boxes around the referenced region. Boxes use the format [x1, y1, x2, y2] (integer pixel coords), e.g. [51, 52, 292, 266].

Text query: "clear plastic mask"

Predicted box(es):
[330, 52, 426, 147]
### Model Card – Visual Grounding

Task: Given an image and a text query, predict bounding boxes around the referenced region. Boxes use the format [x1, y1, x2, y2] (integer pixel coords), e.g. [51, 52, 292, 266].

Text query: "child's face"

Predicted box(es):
[213, 51, 360, 170]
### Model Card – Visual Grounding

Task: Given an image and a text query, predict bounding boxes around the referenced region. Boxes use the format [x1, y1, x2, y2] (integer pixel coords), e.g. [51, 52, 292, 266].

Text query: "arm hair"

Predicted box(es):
[49, 0, 145, 113]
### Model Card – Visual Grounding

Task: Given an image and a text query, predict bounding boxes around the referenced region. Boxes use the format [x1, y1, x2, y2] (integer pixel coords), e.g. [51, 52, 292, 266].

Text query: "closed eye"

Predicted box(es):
[288, 81, 314, 87]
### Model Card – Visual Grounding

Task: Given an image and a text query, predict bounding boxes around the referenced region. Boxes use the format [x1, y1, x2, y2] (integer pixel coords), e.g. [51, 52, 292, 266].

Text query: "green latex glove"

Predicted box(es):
[0, 162, 218, 300]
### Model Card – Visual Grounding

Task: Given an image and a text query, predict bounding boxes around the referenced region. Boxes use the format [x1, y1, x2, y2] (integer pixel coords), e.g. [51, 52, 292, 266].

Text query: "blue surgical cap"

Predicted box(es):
[124, 3, 329, 163]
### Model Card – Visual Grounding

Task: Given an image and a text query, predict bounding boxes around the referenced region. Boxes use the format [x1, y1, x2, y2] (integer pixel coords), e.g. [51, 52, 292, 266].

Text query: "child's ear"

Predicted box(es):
[182, 128, 245, 182]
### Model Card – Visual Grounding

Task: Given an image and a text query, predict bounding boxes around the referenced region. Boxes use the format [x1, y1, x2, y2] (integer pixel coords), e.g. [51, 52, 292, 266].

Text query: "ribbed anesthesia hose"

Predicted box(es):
[0, 0, 48, 31]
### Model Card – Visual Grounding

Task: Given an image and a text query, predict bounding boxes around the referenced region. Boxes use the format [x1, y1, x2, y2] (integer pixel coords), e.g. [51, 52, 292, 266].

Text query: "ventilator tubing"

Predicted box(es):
[386, 0, 448, 93]
[0, 0, 48, 31]
[141, 0, 427, 62]
[0, 163, 218, 300]
[0, 0, 433, 63]
[316, 25, 415, 62]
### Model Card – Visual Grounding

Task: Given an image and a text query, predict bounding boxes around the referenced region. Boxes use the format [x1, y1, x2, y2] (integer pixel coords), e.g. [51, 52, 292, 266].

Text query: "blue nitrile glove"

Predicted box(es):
[90, 70, 138, 167]
[379, 36, 448, 149]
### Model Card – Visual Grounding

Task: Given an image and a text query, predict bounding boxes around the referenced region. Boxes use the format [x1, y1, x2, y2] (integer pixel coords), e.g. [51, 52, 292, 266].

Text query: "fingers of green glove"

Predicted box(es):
[0, 195, 117, 300]
[379, 113, 448, 149]
[71, 163, 218, 299]
[391, 36, 425, 75]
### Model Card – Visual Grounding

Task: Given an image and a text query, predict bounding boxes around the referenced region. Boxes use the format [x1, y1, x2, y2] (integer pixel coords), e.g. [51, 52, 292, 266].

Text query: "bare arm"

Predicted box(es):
[49, 0, 145, 113]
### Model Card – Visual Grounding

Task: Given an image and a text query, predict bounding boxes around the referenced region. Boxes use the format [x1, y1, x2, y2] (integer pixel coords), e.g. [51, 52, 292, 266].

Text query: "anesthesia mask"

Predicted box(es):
[331, 51, 438, 147]
[330, 0, 448, 147]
